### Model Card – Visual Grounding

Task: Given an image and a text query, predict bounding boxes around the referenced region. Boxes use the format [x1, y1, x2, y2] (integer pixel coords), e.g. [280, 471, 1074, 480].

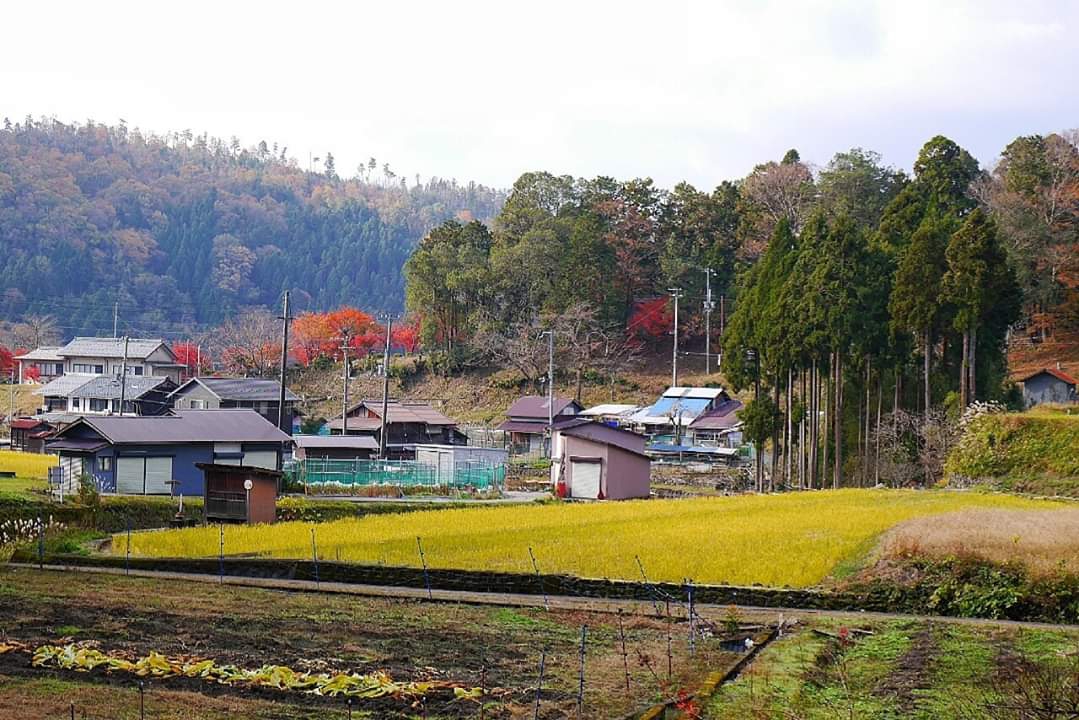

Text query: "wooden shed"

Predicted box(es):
[198, 463, 280, 524]
[550, 420, 651, 500]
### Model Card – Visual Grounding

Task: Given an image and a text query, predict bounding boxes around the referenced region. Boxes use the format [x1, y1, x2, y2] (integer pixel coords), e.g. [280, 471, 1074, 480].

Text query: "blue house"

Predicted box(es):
[46, 410, 292, 495]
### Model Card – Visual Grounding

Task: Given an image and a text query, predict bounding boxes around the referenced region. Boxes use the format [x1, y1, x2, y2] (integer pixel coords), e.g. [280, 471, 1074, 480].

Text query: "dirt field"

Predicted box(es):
[0, 567, 743, 719]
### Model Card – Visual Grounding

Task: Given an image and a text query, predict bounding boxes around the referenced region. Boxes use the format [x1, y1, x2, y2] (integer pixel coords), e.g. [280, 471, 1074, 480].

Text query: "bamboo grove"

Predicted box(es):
[721, 136, 1034, 490]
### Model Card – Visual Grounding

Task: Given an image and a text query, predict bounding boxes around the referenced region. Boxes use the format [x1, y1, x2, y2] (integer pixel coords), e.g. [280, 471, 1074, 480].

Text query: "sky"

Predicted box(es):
[2, 0, 1078, 190]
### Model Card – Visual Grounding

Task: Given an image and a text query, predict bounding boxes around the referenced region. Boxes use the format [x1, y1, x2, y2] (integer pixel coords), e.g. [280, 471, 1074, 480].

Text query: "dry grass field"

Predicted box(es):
[118, 490, 1062, 588]
[878, 507, 1079, 576]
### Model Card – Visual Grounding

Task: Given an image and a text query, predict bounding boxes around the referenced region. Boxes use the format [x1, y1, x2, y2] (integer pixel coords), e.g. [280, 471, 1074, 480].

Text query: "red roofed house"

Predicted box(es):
[1021, 366, 1077, 408]
[9, 417, 55, 453]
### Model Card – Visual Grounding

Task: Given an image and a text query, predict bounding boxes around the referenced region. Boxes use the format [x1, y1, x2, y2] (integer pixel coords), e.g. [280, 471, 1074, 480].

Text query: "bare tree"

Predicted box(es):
[213, 309, 280, 377]
[10, 314, 61, 349]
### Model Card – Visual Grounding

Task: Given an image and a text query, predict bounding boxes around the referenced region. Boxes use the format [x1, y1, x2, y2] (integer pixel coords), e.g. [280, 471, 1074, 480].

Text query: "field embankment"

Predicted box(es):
[946, 409, 1079, 496]
[116, 490, 1060, 589]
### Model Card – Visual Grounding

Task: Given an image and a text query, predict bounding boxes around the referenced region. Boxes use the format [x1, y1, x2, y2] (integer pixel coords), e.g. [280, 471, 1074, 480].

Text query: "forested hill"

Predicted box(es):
[0, 117, 504, 335]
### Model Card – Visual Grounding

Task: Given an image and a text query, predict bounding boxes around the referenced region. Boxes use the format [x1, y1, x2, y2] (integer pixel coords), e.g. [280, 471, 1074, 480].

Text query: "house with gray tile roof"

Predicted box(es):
[16, 337, 183, 384]
[169, 377, 299, 434]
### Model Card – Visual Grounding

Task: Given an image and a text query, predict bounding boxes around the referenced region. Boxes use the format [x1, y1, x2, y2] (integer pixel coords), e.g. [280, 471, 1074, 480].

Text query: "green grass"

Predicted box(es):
[947, 411, 1079, 495]
[117, 489, 1063, 588]
[0, 475, 48, 501]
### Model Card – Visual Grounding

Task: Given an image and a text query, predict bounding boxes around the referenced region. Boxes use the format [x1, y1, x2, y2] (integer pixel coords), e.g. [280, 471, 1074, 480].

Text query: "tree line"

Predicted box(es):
[406, 133, 1078, 486]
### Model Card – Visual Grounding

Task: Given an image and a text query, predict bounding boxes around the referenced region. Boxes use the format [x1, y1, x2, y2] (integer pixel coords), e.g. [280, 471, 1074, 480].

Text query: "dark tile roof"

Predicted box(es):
[59, 337, 171, 360]
[172, 377, 300, 402]
[556, 419, 649, 457]
[505, 395, 581, 420]
[69, 376, 173, 400]
[345, 400, 457, 426]
[51, 409, 291, 445]
[688, 399, 744, 430]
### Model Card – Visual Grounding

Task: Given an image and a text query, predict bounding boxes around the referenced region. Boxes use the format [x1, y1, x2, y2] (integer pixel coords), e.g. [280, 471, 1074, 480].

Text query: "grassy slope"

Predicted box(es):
[118, 490, 1061, 588]
[946, 409, 1079, 495]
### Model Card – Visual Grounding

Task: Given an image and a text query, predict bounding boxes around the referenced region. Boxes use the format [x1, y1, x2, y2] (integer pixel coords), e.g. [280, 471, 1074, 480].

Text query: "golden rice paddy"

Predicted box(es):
[120, 490, 1063, 588]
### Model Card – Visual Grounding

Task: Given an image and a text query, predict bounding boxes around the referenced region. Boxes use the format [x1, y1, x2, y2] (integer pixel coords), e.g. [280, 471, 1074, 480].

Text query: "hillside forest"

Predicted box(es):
[0, 117, 504, 335]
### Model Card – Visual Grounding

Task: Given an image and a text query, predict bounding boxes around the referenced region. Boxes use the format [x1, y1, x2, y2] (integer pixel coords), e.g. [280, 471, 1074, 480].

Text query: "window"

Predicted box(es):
[132, 366, 144, 376]
[71, 398, 81, 410]
[98, 456, 112, 472]
[73, 363, 104, 374]
[89, 398, 109, 412]
[189, 399, 206, 409]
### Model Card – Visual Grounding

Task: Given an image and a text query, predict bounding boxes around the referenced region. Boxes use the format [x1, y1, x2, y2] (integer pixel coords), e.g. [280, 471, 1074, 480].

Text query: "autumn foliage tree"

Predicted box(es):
[172, 342, 213, 380]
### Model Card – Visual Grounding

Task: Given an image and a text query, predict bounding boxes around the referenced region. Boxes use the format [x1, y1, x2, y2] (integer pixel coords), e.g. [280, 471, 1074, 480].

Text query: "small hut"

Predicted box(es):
[198, 463, 280, 524]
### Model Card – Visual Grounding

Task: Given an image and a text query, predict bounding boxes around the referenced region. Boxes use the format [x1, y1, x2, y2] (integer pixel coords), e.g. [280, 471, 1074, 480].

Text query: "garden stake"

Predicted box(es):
[37, 515, 44, 569]
[687, 581, 696, 655]
[576, 624, 588, 718]
[618, 610, 630, 690]
[218, 524, 224, 583]
[311, 527, 320, 589]
[125, 517, 132, 576]
[347, 698, 352, 720]
[635, 555, 661, 616]
[480, 657, 487, 720]
[416, 536, 432, 599]
[69, 702, 74, 720]
[666, 601, 673, 682]
[139, 680, 145, 720]
[532, 648, 547, 720]
[528, 546, 549, 611]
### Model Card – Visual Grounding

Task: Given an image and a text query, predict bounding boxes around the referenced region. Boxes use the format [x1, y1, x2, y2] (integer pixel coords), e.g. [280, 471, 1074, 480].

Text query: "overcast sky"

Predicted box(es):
[3, 0, 1077, 190]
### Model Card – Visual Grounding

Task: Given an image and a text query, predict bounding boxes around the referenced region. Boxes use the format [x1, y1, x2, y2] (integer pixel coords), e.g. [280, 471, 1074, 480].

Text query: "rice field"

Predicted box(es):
[0, 450, 56, 479]
[119, 490, 1064, 588]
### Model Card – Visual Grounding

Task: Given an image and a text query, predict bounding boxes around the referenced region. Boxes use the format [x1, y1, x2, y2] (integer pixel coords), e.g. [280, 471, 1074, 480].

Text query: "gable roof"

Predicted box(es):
[14, 346, 64, 361]
[58, 337, 174, 360]
[688, 399, 744, 430]
[505, 395, 581, 420]
[293, 435, 380, 450]
[1020, 367, 1078, 386]
[579, 404, 639, 417]
[170, 377, 300, 402]
[51, 409, 291, 445]
[347, 400, 457, 426]
[70, 375, 174, 400]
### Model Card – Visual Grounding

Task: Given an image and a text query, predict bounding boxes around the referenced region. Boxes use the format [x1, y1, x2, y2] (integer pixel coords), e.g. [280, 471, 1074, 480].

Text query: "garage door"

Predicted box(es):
[116, 457, 174, 495]
[116, 457, 145, 494]
[242, 450, 279, 470]
[144, 457, 173, 494]
[570, 460, 601, 499]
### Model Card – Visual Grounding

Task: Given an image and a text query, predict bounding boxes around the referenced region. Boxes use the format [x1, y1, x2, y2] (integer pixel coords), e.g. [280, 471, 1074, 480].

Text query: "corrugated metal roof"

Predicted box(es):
[70, 376, 173, 400]
[326, 417, 382, 431]
[34, 375, 94, 397]
[58, 337, 171, 360]
[505, 395, 580, 420]
[557, 420, 650, 457]
[579, 404, 639, 417]
[662, 386, 725, 399]
[1021, 367, 1078, 385]
[54, 409, 291, 444]
[293, 435, 380, 450]
[14, 346, 64, 361]
[171, 377, 300, 402]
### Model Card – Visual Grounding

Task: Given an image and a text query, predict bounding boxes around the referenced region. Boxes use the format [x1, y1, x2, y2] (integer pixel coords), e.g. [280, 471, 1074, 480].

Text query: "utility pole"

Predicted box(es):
[118, 336, 129, 416]
[718, 294, 726, 370]
[542, 330, 554, 457]
[277, 291, 292, 436]
[196, 344, 201, 378]
[378, 317, 393, 459]
[668, 288, 683, 388]
[702, 270, 715, 375]
[339, 329, 352, 436]
[112, 299, 119, 339]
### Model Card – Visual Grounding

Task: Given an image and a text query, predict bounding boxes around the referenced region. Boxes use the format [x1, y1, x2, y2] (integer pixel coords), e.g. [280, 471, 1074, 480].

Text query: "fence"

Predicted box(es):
[284, 458, 506, 491]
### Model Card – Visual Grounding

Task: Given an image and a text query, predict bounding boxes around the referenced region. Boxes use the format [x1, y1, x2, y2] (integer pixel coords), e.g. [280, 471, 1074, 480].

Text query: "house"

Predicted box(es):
[44, 409, 292, 496]
[16, 337, 184, 384]
[1021, 367, 1077, 408]
[292, 435, 379, 461]
[550, 419, 650, 500]
[169, 377, 299, 432]
[13, 347, 65, 383]
[628, 387, 731, 440]
[199, 463, 280, 524]
[34, 375, 176, 416]
[8, 418, 55, 453]
[688, 399, 744, 447]
[578, 404, 640, 427]
[326, 400, 465, 457]
[498, 395, 584, 453]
